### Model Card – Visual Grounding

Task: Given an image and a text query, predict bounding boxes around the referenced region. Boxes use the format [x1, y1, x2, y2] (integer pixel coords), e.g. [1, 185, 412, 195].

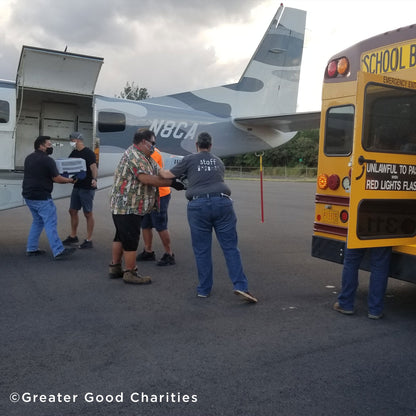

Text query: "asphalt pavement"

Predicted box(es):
[2, 180, 416, 416]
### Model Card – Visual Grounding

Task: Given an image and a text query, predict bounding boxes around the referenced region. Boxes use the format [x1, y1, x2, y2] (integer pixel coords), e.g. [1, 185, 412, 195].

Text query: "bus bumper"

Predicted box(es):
[311, 235, 416, 284]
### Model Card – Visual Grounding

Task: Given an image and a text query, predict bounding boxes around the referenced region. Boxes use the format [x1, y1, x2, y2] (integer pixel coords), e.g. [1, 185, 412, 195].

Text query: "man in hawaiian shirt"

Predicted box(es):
[108, 128, 184, 284]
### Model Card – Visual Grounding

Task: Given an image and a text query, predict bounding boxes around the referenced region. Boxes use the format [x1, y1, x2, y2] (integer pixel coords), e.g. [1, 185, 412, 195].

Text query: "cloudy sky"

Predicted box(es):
[1, 0, 415, 112]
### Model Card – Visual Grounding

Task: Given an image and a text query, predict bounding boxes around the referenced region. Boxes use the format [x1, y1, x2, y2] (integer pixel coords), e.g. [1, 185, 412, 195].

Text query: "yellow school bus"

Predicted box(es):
[312, 24, 416, 283]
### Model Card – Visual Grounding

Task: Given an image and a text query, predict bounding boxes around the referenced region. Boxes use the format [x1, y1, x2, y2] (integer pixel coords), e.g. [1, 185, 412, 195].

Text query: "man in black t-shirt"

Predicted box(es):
[22, 136, 76, 259]
[62, 132, 98, 249]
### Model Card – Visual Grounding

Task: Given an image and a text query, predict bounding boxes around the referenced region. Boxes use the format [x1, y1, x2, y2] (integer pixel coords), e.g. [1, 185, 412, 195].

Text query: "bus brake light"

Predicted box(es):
[328, 174, 340, 190]
[327, 61, 338, 78]
[326, 57, 349, 78]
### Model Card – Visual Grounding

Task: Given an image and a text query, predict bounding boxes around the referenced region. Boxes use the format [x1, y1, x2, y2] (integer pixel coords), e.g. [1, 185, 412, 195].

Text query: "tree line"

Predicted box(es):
[221, 129, 319, 168]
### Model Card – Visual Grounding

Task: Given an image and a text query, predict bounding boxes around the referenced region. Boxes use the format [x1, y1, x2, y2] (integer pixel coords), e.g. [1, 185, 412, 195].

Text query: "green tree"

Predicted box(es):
[222, 129, 319, 167]
[117, 81, 150, 100]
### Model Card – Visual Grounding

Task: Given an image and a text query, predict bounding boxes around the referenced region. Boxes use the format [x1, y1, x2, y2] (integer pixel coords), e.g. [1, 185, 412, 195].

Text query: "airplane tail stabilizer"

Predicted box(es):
[146, 5, 307, 123]
[235, 5, 307, 117]
[183, 4, 307, 119]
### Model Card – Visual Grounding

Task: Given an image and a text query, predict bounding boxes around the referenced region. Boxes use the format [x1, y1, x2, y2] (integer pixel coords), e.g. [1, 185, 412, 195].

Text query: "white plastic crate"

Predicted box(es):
[55, 158, 86, 175]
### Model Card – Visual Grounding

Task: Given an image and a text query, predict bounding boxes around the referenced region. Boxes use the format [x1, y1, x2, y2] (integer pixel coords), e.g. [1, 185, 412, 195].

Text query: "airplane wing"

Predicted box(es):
[234, 111, 321, 133]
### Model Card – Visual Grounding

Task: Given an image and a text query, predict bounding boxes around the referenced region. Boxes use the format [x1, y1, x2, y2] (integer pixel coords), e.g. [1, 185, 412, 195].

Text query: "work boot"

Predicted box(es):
[109, 263, 123, 279]
[123, 269, 152, 285]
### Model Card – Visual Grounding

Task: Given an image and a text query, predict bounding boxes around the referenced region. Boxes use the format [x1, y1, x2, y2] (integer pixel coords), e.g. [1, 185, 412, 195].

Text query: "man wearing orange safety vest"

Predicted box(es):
[136, 148, 176, 266]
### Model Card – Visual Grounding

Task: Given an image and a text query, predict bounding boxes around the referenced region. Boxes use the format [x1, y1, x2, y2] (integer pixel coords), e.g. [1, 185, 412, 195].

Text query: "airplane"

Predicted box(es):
[0, 3, 320, 210]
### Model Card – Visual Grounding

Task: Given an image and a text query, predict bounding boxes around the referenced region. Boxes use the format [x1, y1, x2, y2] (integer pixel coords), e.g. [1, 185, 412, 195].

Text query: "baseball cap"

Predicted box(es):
[69, 132, 84, 140]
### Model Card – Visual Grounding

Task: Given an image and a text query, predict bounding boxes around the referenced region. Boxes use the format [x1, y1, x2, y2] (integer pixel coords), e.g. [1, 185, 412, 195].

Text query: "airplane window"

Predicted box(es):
[324, 105, 354, 156]
[98, 111, 126, 132]
[0, 100, 10, 123]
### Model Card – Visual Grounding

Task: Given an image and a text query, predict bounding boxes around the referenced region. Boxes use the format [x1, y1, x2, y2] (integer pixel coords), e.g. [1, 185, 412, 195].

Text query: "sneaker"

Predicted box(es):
[333, 302, 354, 315]
[136, 250, 156, 261]
[26, 249, 46, 257]
[234, 290, 258, 303]
[123, 269, 152, 285]
[79, 239, 93, 249]
[54, 247, 76, 260]
[62, 236, 79, 245]
[109, 263, 123, 279]
[197, 293, 210, 298]
[368, 312, 383, 320]
[157, 253, 175, 266]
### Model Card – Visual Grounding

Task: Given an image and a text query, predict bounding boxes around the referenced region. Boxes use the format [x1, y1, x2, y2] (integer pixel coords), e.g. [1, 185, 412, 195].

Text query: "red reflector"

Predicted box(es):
[340, 210, 348, 223]
[328, 174, 340, 190]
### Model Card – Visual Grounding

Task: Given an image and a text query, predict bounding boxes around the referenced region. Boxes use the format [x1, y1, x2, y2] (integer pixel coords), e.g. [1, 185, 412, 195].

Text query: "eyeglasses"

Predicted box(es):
[144, 139, 156, 152]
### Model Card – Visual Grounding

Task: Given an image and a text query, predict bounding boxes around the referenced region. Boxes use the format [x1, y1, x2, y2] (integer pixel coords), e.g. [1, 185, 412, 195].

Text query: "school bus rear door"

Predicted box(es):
[348, 72, 416, 248]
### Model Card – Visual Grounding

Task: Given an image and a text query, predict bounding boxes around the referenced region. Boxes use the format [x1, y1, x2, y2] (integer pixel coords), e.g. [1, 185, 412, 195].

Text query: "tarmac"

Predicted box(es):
[2, 180, 416, 416]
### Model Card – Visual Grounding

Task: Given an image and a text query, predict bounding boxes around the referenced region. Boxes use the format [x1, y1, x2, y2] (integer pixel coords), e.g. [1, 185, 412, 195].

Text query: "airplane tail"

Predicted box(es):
[185, 4, 307, 119]
[235, 4, 306, 117]
[135, 4, 314, 155]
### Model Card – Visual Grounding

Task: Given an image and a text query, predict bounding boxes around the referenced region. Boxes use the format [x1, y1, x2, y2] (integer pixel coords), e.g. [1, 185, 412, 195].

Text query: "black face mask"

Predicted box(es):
[46, 147, 53, 155]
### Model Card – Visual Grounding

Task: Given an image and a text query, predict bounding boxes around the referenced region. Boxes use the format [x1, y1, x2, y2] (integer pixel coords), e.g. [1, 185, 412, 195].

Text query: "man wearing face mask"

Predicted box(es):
[22, 136, 76, 259]
[109, 128, 185, 284]
[62, 132, 98, 249]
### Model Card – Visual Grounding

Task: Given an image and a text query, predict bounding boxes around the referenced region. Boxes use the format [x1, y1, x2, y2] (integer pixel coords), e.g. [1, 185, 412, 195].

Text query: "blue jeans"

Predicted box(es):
[187, 196, 248, 296]
[338, 245, 391, 315]
[25, 198, 65, 256]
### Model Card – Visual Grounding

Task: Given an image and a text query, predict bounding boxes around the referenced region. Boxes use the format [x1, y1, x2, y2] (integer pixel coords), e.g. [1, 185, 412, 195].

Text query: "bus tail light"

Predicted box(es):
[326, 57, 350, 78]
[328, 174, 340, 190]
[318, 174, 328, 189]
[318, 173, 341, 190]
[326, 61, 338, 78]
[337, 57, 349, 75]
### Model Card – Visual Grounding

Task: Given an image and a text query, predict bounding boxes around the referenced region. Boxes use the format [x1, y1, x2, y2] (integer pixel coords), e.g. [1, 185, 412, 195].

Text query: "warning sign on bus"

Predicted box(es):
[365, 162, 416, 191]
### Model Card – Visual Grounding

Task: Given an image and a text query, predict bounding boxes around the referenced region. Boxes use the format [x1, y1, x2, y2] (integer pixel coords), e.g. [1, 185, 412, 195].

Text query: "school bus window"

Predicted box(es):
[357, 199, 416, 239]
[324, 105, 354, 156]
[362, 83, 416, 154]
[0, 100, 9, 123]
[98, 111, 126, 133]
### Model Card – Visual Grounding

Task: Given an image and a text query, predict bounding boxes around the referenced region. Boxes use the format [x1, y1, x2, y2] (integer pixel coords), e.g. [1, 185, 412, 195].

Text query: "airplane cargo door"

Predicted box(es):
[348, 72, 416, 248]
[16, 46, 103, 96]
[14, 46, 103, 168]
